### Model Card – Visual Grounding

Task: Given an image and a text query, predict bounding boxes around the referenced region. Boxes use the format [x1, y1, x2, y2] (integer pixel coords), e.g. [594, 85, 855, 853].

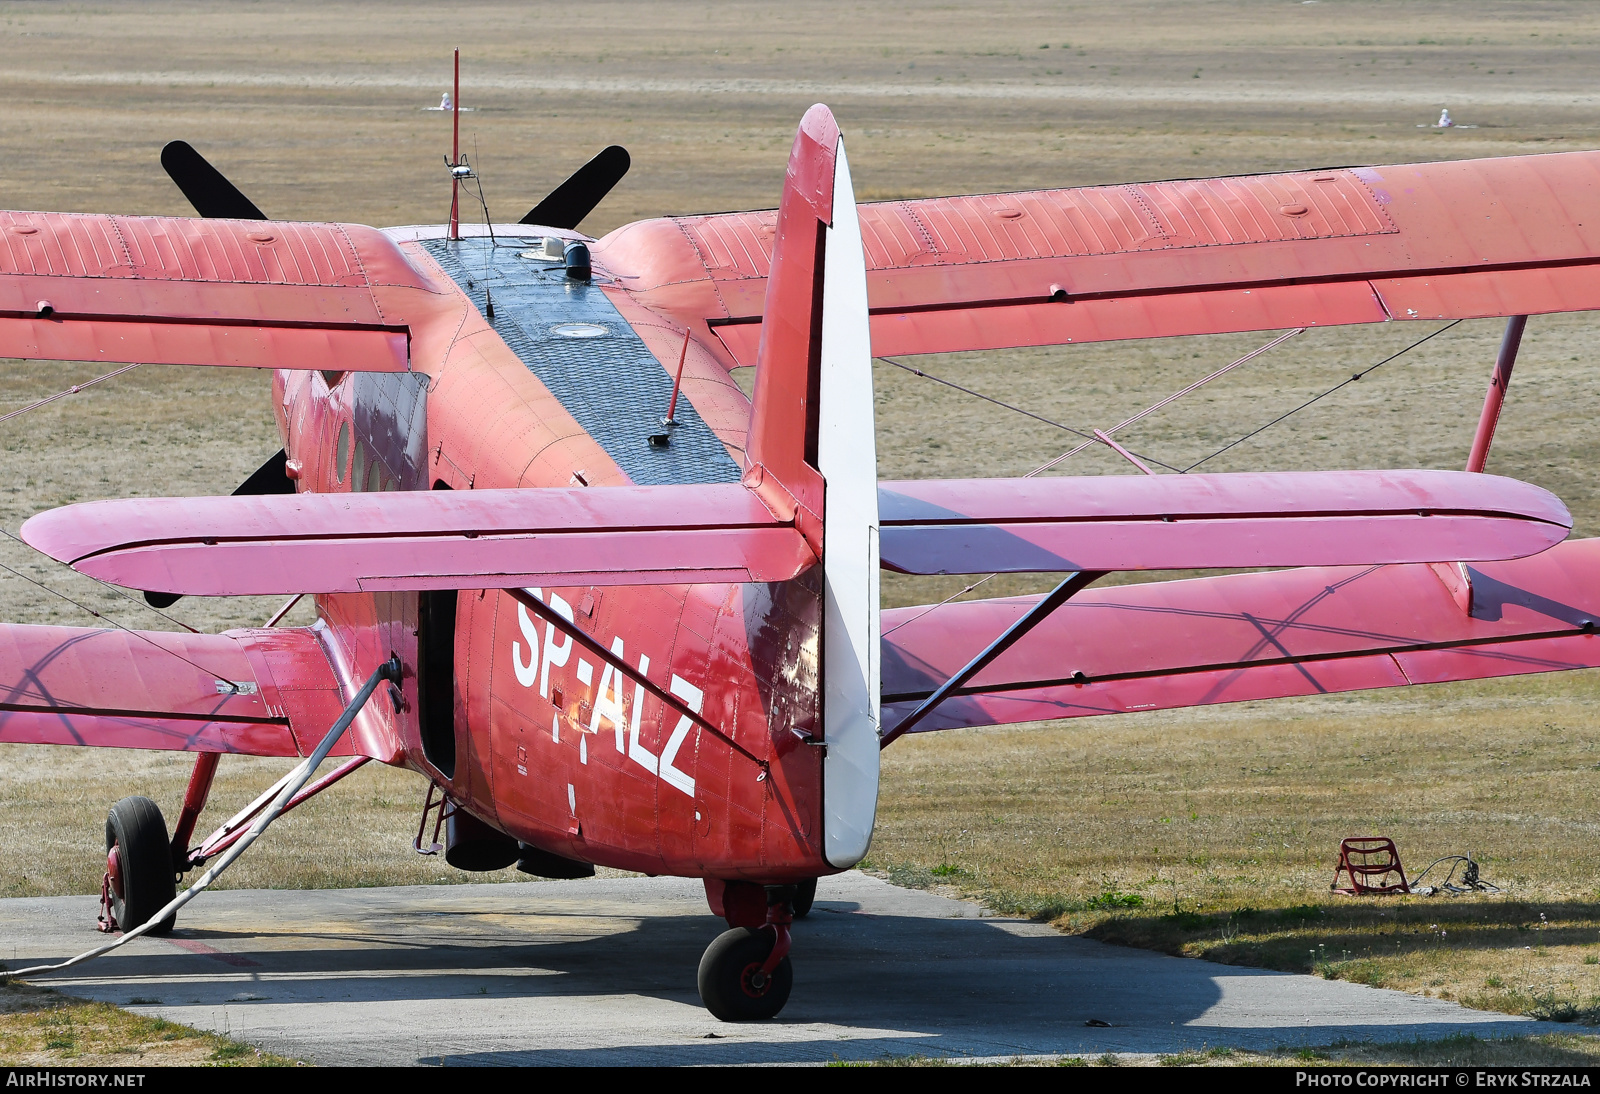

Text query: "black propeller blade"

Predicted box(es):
[160, 140, 269, 220]
[520, 145, 630, 230]
[144, 450, 295, 609]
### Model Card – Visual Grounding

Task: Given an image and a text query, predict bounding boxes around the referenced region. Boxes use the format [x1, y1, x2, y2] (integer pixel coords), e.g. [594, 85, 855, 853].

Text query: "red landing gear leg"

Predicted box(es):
[169, 752, 220, 873]
[697, 881, 797, 1021]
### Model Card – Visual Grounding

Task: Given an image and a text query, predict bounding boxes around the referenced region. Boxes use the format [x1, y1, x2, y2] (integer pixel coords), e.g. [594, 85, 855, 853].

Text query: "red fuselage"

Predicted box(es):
[274, 229, 828, 882]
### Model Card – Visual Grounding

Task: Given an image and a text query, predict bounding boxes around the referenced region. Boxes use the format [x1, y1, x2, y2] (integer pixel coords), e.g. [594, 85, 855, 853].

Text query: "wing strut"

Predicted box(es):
[1434, 314, 1531, 614]
[878, 569, 1105, 749]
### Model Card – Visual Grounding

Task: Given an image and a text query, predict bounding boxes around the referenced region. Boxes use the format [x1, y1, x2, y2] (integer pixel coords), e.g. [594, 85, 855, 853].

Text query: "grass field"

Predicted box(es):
[0, 979, 296, 1066]
[2, 0, 1600, 1058]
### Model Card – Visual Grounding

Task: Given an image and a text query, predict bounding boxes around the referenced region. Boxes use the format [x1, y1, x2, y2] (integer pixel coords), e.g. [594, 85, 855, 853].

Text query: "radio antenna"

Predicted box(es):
[449, 47, 461, 240]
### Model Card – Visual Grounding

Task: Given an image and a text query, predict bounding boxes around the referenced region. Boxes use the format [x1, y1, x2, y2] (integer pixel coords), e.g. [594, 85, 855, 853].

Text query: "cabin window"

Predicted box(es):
[366, 460, 383, 494]
[335, 421, 351, 483]
[351, 441, 365, 492]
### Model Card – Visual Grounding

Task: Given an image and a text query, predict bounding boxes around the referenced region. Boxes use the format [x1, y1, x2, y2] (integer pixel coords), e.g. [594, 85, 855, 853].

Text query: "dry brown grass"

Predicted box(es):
[0, 0, 1598, 1052]
[837, 1035, 1600, 1066]
[0, 978, 298, 1065]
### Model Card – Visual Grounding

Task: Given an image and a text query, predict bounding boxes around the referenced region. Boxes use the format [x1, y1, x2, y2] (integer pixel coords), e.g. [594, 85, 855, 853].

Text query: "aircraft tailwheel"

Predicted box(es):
[104, 796, 177, 935]
[792, 878, 817, 919]
[697, 926, 793, 1021]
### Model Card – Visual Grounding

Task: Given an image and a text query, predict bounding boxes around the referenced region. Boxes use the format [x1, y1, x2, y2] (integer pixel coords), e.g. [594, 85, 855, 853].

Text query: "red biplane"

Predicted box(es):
[2, 77, 1597, 1019]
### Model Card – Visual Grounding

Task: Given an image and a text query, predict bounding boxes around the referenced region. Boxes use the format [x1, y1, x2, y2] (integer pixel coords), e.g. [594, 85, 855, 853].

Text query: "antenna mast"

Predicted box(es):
[449, 48, 461, 240]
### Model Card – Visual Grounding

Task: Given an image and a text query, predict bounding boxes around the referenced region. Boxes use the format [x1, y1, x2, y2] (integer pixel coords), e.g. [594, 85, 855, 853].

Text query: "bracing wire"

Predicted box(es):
[1183, 320, 1463, 472]
[0, 554, 243, 688]
[879, 356, 1184, 473]
[0, 363, 142, 427]
[880, 329, 1305, 637]
[880, 322, 1462, 637]
[0, 527, 199, 634]
[0, 364, 247, 685]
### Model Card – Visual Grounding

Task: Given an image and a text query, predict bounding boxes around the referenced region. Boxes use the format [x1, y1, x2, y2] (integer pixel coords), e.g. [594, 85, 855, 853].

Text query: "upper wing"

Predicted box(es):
[0, 622, 395, 760]
[881, 537, 1600, 736]
[878, 470, 1569, 574]
[0, 211, 445, 372]
[20, 483, 816, 596]
[597, 150, 1600, 361]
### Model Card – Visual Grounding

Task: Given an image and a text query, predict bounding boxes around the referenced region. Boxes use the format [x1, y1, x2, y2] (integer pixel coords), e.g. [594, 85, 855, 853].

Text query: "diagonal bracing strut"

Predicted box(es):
[879, 570, 1105, 749]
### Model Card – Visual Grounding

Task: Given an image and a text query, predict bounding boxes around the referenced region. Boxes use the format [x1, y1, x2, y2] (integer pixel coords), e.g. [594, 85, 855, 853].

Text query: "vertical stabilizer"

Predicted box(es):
[747, 105, 880, 869]
[816, 136, 880, 868]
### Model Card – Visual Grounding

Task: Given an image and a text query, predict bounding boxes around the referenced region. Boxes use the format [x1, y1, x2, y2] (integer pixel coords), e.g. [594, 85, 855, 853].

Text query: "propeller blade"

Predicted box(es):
[520, 145, 631, 230]
[160, 140, 268, 220]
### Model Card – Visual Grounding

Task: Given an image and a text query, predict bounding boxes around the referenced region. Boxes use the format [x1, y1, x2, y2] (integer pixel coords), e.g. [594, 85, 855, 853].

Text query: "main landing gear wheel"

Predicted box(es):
[792, 878, 817, 918]
[697, 927, 793, 1021]
[105, 796, 176, 935]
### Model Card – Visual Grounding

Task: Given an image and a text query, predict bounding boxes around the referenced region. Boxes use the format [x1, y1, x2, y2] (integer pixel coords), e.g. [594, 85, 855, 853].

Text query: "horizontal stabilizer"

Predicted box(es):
[877, 470, 1569, 574]
[22, 484, 815, 596]
[882, 537, 1600, 735]
[0, 623, 395, 760]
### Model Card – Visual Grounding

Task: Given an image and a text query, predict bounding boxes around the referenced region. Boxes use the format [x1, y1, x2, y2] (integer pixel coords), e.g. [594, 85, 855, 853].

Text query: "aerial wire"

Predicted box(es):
[878, 356, 1184, 473]
[1027, 327, 1305, 477]
[0, 363, 141, 427]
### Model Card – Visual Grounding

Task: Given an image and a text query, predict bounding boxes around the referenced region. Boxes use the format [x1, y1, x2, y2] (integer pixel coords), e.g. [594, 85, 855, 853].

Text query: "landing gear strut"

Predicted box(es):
[698, 881, 798, 1021]
[698, 924, 793, 1021]
[100, 797, 176, 935]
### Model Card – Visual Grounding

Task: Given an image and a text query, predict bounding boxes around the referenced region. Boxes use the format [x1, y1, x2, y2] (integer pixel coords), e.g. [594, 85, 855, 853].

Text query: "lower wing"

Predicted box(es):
[0, 623, 395, 760]
[880, 537, 1600, 735]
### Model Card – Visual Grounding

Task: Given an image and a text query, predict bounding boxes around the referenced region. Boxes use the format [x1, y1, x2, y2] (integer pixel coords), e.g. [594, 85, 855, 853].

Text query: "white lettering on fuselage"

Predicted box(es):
[512, 589, 697, 797]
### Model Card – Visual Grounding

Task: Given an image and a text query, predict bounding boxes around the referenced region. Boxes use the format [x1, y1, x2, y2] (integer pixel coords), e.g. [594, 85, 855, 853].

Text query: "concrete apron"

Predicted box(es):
[0, 873, 1562, 1066]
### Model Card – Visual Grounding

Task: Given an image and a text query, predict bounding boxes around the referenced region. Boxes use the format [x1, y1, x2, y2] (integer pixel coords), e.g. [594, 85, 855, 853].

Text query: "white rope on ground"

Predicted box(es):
[3, 655, 398, 981]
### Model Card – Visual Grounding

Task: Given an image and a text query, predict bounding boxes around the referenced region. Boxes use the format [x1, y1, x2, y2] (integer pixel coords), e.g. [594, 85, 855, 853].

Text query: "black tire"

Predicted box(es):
[105, 796, 176, 935]
[792, 878, 817, 919]
[697, 927, 793, 1021]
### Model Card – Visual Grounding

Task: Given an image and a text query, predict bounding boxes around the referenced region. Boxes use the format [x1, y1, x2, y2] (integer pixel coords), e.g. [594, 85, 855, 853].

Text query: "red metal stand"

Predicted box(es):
[1331, 836, 1411, 895]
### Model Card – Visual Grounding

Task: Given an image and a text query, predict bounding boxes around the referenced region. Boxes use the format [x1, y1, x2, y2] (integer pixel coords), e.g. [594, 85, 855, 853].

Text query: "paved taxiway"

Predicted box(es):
[0, 874, 1562, 1065]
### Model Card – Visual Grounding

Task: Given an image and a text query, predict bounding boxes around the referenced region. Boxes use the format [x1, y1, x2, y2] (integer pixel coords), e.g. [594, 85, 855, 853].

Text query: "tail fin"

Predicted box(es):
[748, 104, 880, 869]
